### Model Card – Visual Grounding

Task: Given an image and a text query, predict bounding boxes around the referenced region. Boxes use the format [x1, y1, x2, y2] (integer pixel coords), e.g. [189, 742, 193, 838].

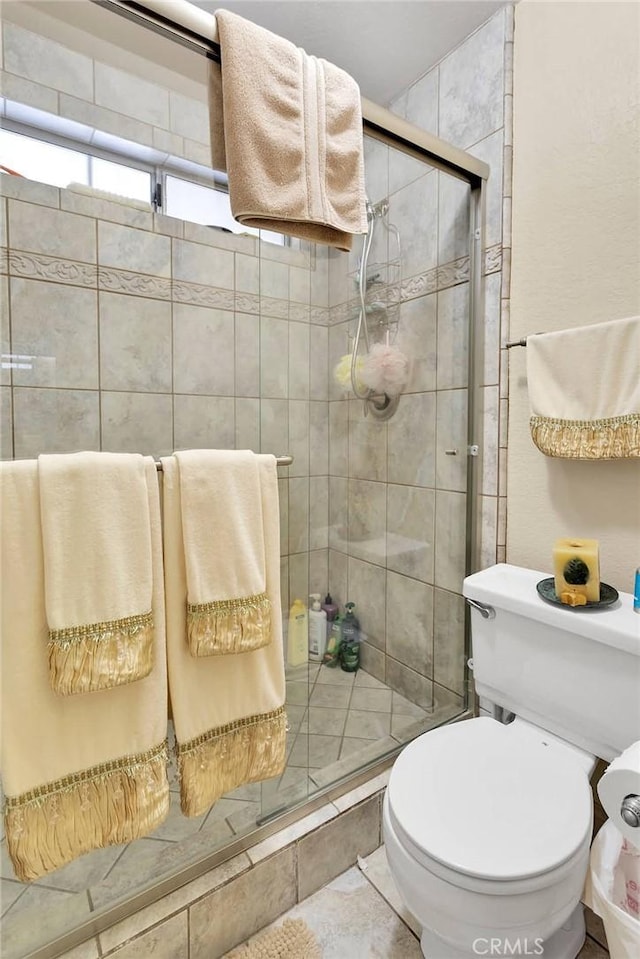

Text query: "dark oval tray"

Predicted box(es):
[536, 577, 619, 610]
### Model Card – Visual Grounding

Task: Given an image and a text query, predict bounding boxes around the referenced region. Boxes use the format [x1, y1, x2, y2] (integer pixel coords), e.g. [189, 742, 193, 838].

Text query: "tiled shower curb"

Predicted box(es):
[52, 770, 391, 959]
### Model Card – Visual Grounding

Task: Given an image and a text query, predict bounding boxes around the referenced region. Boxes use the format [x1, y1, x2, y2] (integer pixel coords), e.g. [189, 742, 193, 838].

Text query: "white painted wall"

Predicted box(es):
[508, 0, 640, 592]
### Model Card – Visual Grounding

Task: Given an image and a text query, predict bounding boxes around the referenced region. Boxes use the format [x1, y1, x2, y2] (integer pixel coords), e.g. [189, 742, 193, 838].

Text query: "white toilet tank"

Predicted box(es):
[463, 564, 640, 760]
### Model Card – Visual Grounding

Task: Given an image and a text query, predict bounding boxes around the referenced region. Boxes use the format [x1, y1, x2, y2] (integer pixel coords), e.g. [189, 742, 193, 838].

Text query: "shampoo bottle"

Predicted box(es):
[308, 594, 327, 662]
[323, 614, 343, 667]
[321, 593, 338, 640]
[340, 602, 361, 672]
[287, 599, 308, 667]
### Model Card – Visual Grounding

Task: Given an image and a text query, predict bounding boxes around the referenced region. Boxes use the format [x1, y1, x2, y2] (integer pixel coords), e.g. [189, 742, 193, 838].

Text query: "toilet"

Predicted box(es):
[383, 563, 640, 959]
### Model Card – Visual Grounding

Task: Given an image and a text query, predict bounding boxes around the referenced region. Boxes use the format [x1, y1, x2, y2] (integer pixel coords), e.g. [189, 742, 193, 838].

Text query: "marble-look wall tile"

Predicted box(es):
[329, 400, 348, 477]
[260, 398, 288, 458]
[98, 222, 170, 278]
[363, 136, 389, 205]
[1, 387, 13, 459]
[387, 391, 436, 488]
[236, 254, 259, 295]
[309, 401, 329, 475]
[359, 641, 386, 684]
[60, 94, 154, 150]
[99, 292, 171, 393]
[433, 587, 466, 696]
[61, 190, 152, 232]
[102, 912, 187, 959]
[481, 386, 500, 496]
[309, 325, 328, 401]
[435, 389, 468, 492]
[404, 66, 439, 137]
[260, 259, 289, 301]
[4, 23, 93, 99]
[328, 549, 348, 610]
[347, 479, 386, 566]
[173, 394, 235, 450]
[235, 312, 260, 397]
[288, 322, 310, 400]
[480, 495, 498, 569]
[310, 249, 329, 309]
[329, 476, 348, 552]
[288, 400, 310, 477]
[386, 571, 434, 676]
[289, 266, 310, 304]
[11, 280, 98, 389]
[385, 657, 433, 711]
[482, 272, 501, 386]
[13, 387, 99, 458]
[434, 490, 467, 592]
[395, 294, 437, 393]
[289, 552, 309, 606]
[348, 399, 387, 482]
[9, 201, 96, 263]
[438, 9, 505, 150]
[297, 795, 380, 900]
[309, 548, 329, 598]
[386, 484, 435, 582]
[347, 557, 386, 651]
[278, 477, 289, 556]
[437, 284, 469, 390]
[309, 476, 329, 551]
[438, 173, 470, 268]
[101, 392, 173, 457]
[1, 69, 59, 116]
[172, 238, 234, 289]
[94, 62, 168, 128]
[261, 317, 289, 398]
[173, 304, 234, 396]
[0, 276, 8, 387]
[189, 847, 296, 959]
[328, 322, 350, 400]
[168, 90, 209, 142]
[1, 177, 60, 210]
[288, 477, 309, 554]
[388, 171, 438, 281]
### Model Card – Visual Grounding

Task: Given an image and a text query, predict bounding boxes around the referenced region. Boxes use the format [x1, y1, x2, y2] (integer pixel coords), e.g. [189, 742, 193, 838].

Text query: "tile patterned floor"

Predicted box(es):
[228, 846, 611, 959]
[0, 664, 450, 958]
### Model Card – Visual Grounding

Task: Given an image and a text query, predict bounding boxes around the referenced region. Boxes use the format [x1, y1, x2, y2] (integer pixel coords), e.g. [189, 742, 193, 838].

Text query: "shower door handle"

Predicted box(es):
[444, 449, 458, 455]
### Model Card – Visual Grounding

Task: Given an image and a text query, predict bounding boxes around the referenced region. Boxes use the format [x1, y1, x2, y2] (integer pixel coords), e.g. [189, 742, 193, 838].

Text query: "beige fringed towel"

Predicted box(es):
[174, 449, 271, 657]
[527, 316, 640, 459]
[38, 452, 155, 695]
[162, 454, 286, 817]
[0, 459, 169, 882]
[209, 9, 367, 252]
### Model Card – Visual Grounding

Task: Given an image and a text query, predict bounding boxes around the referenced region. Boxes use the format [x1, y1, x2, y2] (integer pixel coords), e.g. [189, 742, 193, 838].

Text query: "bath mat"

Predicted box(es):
[226, 918, 322, 958]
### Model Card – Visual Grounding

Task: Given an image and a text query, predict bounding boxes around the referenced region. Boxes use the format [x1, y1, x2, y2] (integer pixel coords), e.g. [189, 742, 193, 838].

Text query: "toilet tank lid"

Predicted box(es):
[463, 564, 639, 657]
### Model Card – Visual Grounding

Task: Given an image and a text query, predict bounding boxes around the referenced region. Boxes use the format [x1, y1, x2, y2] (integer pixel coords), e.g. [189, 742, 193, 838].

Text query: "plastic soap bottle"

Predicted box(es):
[321, 593, 338, 640]
[287, 599, 308, 667]
[323, 614, 343, 668]
[340, 602, 361, 672]
[308, 594, 327, 662]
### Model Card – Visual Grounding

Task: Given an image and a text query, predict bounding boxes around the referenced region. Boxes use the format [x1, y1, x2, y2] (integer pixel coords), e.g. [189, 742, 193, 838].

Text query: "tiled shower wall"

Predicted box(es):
[0, 174, 333, 621]
[323, 6, 513, 712]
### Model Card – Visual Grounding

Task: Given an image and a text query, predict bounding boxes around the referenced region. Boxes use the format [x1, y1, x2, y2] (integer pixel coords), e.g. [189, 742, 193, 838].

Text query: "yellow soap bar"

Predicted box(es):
[553, 538, 600, 604]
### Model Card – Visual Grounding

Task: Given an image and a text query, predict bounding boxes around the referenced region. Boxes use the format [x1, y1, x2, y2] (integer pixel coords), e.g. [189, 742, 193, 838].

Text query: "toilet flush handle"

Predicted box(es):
[465, 598, 495, 620]
[620, 794, 640, 828]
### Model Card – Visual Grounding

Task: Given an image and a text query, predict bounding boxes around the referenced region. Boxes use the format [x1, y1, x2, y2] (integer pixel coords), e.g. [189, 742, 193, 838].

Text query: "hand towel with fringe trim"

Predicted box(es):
[209, 8, 367, 252]
[174, 449, 271, 657]
[162, 454, 286, 818]
[0, 459, 169, 882]
[527, 316, 640, 459]
[38, 451, 155, 695]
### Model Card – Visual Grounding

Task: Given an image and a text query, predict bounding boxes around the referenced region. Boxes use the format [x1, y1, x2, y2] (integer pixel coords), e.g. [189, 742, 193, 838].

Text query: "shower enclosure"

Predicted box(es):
[0, 2, 488, 955]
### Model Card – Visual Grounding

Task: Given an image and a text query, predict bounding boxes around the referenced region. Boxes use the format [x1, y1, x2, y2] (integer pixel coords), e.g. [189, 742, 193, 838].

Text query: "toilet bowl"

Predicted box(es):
[383, 716, 594, 958]
[382, 563, 639, 959]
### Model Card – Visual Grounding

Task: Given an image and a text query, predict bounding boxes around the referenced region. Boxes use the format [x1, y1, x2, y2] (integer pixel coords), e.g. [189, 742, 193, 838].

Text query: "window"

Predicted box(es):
[164, 175, 285, 245]
[0, 129, 151, 203]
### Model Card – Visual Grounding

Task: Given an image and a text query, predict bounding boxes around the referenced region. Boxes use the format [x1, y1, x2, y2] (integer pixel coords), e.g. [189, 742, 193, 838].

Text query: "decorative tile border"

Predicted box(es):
[9, 250, 97, 287]
[260, 295, 289, 320]
[172, 279, 235, 311]
[99, 266, 172, 300]
[328, 244, 503, 324]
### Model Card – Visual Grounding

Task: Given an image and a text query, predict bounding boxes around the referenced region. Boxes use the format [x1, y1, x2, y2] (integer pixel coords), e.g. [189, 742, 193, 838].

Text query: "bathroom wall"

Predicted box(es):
[324, 6, 513, 712]
[508, 0, 640, 591]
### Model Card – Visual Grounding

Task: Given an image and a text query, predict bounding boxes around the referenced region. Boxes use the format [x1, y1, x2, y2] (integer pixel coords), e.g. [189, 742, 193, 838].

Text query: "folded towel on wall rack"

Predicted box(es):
[209, 8, 367, 251]
[174, 449, 272, 657]
[0, 458, 169, 882]
[527, 315, 640, 459]
[39, 452, 156, 695]
[162, 453, 286, 817]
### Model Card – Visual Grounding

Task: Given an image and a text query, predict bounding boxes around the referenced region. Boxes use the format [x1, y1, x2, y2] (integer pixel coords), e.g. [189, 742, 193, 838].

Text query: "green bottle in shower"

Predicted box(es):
[340, 602, 361, 672]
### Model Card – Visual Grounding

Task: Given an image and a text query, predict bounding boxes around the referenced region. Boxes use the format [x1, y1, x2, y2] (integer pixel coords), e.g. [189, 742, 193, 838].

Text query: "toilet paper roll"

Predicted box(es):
[598, 741, 640, 849]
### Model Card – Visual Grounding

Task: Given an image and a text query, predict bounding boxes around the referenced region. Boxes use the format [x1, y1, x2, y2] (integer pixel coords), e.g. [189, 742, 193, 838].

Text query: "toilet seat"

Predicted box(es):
[386, 717, 593, 887]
